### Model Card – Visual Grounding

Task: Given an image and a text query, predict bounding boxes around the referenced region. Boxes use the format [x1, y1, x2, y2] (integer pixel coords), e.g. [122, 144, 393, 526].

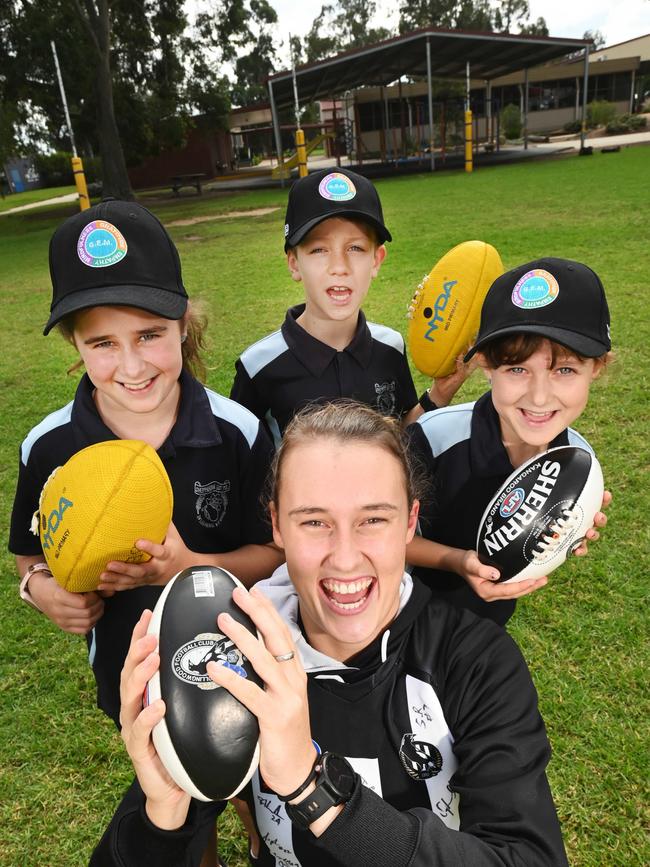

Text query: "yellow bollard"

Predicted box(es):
[464, 110, 473, 173]
[295, 128, 308, 178]
[71, 156, 90, 211]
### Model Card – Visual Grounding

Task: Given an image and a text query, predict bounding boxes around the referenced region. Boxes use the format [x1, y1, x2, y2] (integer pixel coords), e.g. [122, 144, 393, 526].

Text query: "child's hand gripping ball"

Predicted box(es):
[145, 566, 262, 801]
[32, 439, 173, 592]
[407, 240, 504, 377]
[476, 446, 604, 583]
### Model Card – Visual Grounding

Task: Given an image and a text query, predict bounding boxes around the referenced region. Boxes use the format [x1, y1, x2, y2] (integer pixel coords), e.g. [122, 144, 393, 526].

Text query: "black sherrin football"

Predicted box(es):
[476, 446, 604, 583]
[146, 566, 261, 801]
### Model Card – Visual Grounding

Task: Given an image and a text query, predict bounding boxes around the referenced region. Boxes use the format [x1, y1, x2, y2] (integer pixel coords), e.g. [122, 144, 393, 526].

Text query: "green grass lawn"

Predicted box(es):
[1, 149, 648, 865]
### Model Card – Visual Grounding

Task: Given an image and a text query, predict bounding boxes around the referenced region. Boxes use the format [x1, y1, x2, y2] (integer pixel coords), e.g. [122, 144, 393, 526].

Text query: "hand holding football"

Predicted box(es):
[145, 566, 262, 802]
[476, 446, 605, 583]
[34, 439, 173, 593]
[407, 240, 504, 378]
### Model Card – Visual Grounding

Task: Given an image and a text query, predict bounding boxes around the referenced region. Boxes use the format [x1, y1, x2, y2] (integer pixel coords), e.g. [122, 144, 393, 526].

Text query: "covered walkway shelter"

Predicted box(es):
[266, 26, 592, 179]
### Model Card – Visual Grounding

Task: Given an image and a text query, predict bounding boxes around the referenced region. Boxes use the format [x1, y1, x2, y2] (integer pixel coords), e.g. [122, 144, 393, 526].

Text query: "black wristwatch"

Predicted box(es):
[284, 752, 356, 830]
[418, 389, 439, 413]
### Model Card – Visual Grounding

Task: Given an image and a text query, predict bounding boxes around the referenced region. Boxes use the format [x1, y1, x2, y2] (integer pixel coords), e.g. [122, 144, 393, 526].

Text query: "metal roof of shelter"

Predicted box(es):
[267, 26, 592, 109]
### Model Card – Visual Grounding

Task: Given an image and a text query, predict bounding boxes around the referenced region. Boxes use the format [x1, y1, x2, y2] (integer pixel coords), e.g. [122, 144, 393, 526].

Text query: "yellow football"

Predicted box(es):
[34, 440, 173, 593]
[407, 240, 504, 378]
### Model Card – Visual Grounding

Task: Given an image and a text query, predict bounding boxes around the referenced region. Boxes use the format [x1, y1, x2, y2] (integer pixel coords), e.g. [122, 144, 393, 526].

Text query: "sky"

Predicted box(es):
[270, 0, 650, 67]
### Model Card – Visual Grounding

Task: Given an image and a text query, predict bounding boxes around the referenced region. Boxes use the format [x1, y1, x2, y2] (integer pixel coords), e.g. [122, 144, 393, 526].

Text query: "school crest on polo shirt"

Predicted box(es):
[375, 380, 396, 415]
[194, 479, 230, 528]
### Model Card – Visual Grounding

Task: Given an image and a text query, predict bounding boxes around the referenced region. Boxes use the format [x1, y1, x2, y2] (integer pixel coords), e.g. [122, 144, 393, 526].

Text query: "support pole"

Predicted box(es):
[290, 34, 307, 177]
[523, 67, 529, 150]
[426, 39, 435, 171]
[268, 80, 285, 186]
[465, 61, 473, 173]
[580, 45, 590, 151]
[51, 40, 89, 211]
[486, 80, 492, 145]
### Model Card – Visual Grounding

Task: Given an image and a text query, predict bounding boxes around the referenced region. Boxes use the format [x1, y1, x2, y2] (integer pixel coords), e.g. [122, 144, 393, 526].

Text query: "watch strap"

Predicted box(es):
[284, 753, 355, 831]
[418, 390, 439, 413]
[284, 775, 340, 830]
[20, 562, 51, 612]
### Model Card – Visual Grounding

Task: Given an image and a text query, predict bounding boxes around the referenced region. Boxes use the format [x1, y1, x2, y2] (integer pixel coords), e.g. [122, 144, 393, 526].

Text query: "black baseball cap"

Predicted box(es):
[464, 257, 611, 361]
[44, 198, 188, 335]
[284, 168, 391, 251]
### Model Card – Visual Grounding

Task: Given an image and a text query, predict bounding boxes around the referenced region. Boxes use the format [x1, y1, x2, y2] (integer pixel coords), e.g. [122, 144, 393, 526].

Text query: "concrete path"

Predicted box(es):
[0, 191, 79, 216]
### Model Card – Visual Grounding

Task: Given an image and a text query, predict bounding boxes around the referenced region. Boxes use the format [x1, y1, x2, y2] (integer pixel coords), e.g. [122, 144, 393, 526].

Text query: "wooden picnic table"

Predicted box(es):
[171, 173, 207, 195]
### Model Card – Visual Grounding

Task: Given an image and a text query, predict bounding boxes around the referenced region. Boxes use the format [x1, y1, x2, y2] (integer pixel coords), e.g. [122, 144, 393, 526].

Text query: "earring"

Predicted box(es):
[181, 334, 187, 344]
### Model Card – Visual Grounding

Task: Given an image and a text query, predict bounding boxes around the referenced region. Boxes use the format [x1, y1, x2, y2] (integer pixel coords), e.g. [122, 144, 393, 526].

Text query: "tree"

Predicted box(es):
[492, 0, 529, 33]
[399, 0, 491, 32]
[1, 1, 270, 196]
[583, 29, 606, 50]
[303, 0, 392, 63]
[230, 0, 279, 106]
[519, 16, 548, 36]
[71, 0, 136, 199]
[398, 0, 547, 35]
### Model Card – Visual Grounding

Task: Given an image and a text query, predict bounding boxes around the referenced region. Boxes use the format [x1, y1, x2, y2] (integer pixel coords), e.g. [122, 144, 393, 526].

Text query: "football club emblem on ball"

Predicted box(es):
[172, 632, 248, 691]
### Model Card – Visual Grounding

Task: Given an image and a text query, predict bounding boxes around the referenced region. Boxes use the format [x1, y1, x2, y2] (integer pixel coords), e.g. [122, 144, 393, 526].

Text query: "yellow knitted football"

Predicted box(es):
[407, 240, 504, 378]
[34, 440, 173, 592]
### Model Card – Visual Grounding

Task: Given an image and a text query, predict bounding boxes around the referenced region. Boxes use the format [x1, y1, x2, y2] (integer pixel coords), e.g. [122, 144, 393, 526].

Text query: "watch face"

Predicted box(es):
[322, 753, 356, 799]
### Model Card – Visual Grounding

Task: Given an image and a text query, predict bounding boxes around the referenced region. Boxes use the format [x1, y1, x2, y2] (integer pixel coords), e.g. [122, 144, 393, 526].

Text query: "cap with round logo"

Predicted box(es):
[283, 167, 391, 251]
[44, 198, 188, 334]
[464, 257, 611, 360]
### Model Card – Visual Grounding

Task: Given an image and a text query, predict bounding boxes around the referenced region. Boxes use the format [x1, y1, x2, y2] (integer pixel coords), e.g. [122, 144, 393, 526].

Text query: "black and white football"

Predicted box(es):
[476, 446, 604, 584]
[145, 566, 261, 801]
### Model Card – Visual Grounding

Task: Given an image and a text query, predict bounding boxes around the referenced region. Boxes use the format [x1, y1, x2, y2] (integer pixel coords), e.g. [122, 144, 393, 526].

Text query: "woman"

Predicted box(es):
[92, 401, 568, 866]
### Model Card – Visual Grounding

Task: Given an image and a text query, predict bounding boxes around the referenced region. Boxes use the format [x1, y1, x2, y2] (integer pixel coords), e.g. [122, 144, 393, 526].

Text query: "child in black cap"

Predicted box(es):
[9, 199, 283, 728]
[406, 258, 612, 625]
[230, 168, 464, 443]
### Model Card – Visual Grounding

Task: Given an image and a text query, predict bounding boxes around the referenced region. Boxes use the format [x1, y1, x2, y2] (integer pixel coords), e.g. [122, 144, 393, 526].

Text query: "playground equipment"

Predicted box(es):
[271, 130, 334, 179]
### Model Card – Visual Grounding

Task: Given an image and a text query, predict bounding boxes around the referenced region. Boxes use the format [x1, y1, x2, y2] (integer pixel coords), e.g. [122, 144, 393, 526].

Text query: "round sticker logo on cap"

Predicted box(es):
[77, 220, 128, 268]
[511, 269, 559, 309]
[318, 172, 356, 202]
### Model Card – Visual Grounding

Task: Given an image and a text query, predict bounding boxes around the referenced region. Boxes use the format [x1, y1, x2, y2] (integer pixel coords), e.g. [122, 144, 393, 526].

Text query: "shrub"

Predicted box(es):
[34, 152, 102, 187]
[563, 120, 582, 134]
[500, 103, 522, 139]
[587, 100, 616, 128]
[605, 119, 630, 135]
[624, 114, 647, 130]
[605, 114, 648, 135]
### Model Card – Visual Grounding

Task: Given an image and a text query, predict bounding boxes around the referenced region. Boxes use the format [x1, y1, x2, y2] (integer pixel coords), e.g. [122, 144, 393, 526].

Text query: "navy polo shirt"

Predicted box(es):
[406, 391, 592, 626]
[10, 370, 274, 724]
[230, 304, 418, 444]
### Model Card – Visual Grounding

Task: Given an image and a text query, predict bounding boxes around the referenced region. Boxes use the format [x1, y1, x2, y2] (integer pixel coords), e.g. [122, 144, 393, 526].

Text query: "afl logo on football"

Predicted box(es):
[499, 487, 525, 518]
[318, 172, 356, 201]
[511, 269, 559, 309]
[171, 632, 248, 691]
[77, 220, 127, 268]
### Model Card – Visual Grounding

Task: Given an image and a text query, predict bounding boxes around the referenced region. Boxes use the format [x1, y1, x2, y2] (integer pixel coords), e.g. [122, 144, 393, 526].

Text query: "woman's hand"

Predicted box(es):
[119, 609, 191, 830]
[206, 585, 317, 799]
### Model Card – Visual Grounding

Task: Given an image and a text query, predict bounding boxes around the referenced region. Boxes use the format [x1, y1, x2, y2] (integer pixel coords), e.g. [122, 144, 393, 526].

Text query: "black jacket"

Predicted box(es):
[90, 575, 568, 866]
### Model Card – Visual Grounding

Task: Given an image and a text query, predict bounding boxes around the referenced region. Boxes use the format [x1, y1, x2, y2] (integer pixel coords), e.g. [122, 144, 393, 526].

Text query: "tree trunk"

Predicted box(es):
[95, 49, 133, 200]
[74, 0, 134, 200]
